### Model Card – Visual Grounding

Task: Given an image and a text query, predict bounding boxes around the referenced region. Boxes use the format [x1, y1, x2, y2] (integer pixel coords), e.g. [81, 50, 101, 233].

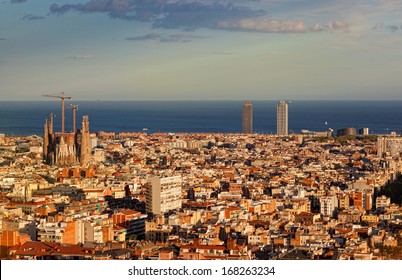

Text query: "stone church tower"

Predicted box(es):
[80, 115, 91, 167]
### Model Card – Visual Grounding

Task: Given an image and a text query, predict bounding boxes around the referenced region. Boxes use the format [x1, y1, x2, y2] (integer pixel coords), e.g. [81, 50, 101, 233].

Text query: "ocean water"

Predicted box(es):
[0, 100, 401, 136]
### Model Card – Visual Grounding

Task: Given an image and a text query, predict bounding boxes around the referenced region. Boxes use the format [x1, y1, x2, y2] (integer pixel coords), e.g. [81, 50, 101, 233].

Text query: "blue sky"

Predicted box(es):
[1, 0, 402, 100]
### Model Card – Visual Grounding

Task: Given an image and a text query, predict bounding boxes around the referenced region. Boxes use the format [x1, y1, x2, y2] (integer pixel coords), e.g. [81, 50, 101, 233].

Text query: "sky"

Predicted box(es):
[1, 0, 402, 101]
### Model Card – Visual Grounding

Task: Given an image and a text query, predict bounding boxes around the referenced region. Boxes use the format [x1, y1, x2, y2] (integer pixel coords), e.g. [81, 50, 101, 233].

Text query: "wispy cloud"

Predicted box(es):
[10, 0, 27, 3]
[217, 18, 307, 33]
[0, 38, 6, 40]
[310, 23, 325, 32]
[372, 22, 384, 29]
[47, 0, 360, 36]
[49, 0, 265, 31]
[325, 20, 349, 32]
[65, 55, 94, 59]
[159, 34, 207, 43]
[371, 22, 402, 33]
[126, 34, 161, 41]
[310, 21, 349, 32]
[388, 24, 399, 32]
[22, 14, 45, 21]
[126, 33, 208, 43]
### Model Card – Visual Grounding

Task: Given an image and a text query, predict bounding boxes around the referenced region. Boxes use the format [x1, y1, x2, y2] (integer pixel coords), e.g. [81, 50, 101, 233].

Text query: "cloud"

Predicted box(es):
[372, 22, 384, 29]
[388, 24, 399, 32]
[49, 3, 80, 15]
[126, 33, 207, 43]
[372, 22, 402, 32]
[10, 0, 27, 3]
[152, 1, 265, 30]
[126, 33, 161, 41]
[47, 1, 359, 35]
[0, 38, 6, 40]
[325, 20, 349, 32]
[310, 23, 325, 32]
[159, 34, 193, 43]
[217, 18, 307, 33]
[65, 55, 94, 59]
[310, 20, 349, 32]
[49, 0, 265, 30]
[22, 14, 45, 21]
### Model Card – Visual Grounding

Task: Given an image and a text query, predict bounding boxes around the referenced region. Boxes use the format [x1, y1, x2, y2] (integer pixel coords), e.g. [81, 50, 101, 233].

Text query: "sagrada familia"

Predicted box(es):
[42, 94, 91, 166]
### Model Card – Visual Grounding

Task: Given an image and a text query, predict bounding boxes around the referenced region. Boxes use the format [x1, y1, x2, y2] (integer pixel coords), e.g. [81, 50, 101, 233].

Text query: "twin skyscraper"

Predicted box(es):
[242, 100, 288, 135]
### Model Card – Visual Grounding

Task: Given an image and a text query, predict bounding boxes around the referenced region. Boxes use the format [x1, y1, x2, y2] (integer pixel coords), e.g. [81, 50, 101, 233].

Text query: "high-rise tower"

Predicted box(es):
[276, 100, 288, 136]
[242, 100, 253, 134]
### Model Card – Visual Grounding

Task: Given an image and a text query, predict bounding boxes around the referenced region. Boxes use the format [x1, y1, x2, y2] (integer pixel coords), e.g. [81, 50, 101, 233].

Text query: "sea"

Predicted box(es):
[0, 100, 401, 136]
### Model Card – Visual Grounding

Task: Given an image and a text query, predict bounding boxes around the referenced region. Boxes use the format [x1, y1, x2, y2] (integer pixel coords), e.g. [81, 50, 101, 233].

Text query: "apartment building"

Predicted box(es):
[146, 176, 182, 215]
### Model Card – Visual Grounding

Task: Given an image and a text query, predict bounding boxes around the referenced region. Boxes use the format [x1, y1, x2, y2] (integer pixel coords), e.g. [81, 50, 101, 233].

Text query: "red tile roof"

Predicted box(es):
[13, 241, 95, 258]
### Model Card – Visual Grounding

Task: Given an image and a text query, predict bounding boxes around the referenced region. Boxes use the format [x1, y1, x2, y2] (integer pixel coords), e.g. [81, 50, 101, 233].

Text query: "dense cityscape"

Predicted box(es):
[1, 99, 402, 260]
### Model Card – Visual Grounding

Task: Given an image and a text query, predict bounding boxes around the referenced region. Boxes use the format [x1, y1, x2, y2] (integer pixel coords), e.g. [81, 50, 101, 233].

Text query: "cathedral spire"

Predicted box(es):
[80, 115, 91, 166]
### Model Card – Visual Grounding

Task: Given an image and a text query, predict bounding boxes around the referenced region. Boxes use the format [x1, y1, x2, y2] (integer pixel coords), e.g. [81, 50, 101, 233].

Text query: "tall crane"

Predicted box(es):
[67, 104, 79, 133]
[42, 92, 72, 133]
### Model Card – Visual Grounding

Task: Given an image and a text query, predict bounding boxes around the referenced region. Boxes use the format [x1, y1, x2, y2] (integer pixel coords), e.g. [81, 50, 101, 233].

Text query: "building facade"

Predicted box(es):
[112, 210, 147, 241]
[276, 100, 288, 136]
[377, 136, 402, 158]
[376, 195, 391, 210]
[146, 176, 182, 215]
[358, 128, 369, 135]
[320, 196, 338, 217]
[43, 115, 91, 166]
[242, 100, 253, 134]
[336, 127, 356, 137]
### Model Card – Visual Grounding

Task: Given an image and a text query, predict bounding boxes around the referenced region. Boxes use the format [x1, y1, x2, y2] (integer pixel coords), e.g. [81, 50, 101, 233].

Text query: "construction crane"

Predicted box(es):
[67, 104, 79, 133]
[42, 92, 72, 133]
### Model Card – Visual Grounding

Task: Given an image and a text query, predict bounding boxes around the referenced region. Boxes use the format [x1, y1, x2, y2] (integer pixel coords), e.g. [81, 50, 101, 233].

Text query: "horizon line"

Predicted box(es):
[1, 99, 402, 102]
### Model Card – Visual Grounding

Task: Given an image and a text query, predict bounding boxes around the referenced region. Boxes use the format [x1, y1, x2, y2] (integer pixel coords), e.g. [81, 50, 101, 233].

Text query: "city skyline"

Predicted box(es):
[1, 0, 402, 101]
[1, 100, 402, 136]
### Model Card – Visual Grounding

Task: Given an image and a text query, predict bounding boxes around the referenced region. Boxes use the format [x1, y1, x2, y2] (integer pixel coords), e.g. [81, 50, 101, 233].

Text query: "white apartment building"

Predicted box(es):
[146, 176, 182, 215]
[320, 196, 338, 217]
[376, 195, 391, 210]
